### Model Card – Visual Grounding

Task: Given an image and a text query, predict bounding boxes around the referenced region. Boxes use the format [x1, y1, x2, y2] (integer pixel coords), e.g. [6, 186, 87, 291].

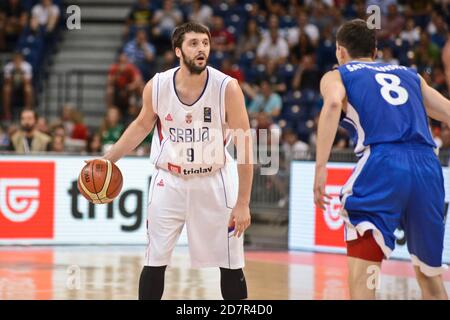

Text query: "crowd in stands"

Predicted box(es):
[0, 0, 450, 160]
[1, 0, 62, 120]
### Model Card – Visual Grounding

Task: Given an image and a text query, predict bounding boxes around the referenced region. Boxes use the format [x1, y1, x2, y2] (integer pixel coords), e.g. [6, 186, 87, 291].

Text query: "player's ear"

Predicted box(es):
[174, 47, 181, 59]
[336, 44, 344, 64]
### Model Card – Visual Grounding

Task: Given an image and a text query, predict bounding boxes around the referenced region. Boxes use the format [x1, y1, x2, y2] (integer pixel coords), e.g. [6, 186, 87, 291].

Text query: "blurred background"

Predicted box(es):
[0, 0, 449, 287]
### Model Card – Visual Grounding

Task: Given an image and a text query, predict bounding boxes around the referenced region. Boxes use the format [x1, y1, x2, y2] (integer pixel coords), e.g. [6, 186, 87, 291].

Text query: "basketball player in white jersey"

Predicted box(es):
[101, 22, 253, 300]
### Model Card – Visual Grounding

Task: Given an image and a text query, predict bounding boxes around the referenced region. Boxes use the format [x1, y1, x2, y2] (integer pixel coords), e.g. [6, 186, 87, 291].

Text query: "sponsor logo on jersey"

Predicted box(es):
[183, 166, 213, 175]
[165, 113, 173, 121]
[204, 107, 211, 122]
[168, 163, 181, 174]
[185, 112, 192, 124]
[157, 179, 164, 187]
[169, 127, 210, 143]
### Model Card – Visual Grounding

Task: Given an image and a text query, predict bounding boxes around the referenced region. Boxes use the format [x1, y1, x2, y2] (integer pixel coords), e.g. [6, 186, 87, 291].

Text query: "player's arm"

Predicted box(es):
[419, 75, 450, 127]
[225, 79, 253, 237]
[103, 80, 157, 163]
[314, 70, 346, 209]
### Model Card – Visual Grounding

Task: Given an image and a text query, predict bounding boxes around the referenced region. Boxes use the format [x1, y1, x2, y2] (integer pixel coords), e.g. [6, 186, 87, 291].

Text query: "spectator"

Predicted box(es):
[220, 58, 244, 84]
[405, 0, 433, 29]
[188, 0, 213, 26]
[2, 52, 33, 121]
[414, 31, 441, 70]
[157, 50, 177, 72]
[288, 11, 320, 47]
[281, 128, 310, 161]
[377, 46, 399, 65]
[258, 59, 289, 94]
[443, 35, 450, 94]
[36, 116, 50, 135]
[70, 110, 89, 141]
[152, 0, 183, 51]
[0, 0, 28, 51]
[106, 53, 144, 116]
[123, 29, 156, 81]
[85, 133, 103, 154]
[0, 124, 10, 150]
[290, 33, 316, 64]
[48, 135, 65, 153]
[247, 80, 282, 119]
[427, 13, 448, 48]
[256, 27, 289, 64]
[400, 18, 421, 46]
[378, 4, 405, 42]
[309, 2, 333, 31]
[316, 25, 337, 72]
[60, 104, 75, 137]
[30, 0, 60, 33]
[292, 55, 322, 92]
[366, 0, 398, 15]
[210, 15, 236, 54]
[9, 108, 51, 153]
[125, 0, 153, 39]
[440, 125, 450, 155]
[100, 107, 124, 151]
[235, 19, 261, 58]
[51, 123, 66, 138]
[431, 66, 448, 95]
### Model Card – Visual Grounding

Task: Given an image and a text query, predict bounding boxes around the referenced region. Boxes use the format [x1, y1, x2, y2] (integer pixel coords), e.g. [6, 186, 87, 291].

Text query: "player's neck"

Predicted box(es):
[176, 66, 208, 89]
[347, 57, 375, 64]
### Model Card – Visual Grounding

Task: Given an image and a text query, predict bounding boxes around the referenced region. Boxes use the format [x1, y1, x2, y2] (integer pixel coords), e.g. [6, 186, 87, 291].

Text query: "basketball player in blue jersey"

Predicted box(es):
[100, 22, 253, 300]
[314, 19, 450, 299]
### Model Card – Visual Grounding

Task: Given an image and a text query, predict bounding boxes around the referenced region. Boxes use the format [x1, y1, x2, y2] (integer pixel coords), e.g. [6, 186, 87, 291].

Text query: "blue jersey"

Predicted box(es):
[337, 61, 435, 156]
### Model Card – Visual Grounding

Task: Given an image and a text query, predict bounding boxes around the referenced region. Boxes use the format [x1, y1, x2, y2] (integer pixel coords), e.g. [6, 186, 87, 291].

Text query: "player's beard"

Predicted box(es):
[181, 49, 208, 75]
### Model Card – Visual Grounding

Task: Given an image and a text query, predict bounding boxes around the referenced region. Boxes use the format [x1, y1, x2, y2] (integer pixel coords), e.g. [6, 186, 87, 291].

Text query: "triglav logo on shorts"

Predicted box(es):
[0, 178, 40, 222]
[0, 161, 55, 238]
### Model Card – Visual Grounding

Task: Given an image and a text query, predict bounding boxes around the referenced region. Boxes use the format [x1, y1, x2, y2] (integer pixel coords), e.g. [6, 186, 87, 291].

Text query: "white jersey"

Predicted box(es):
[150, 66, 234, 177]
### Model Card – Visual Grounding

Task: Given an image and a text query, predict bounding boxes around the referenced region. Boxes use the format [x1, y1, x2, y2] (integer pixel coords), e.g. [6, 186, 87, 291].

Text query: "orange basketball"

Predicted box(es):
[77, 159, 123, 204]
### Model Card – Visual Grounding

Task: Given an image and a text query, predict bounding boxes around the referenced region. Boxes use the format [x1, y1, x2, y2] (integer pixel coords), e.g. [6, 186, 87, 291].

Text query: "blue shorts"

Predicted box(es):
[341, 142, 447, 276]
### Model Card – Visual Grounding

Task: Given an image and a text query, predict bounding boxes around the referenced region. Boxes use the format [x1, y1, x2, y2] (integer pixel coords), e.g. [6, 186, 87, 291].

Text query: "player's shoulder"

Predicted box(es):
[320, 69, 342, 85]
[207, 66, 235, 84]
[149, 66, 179, 92]
[154, 66, 178, 82]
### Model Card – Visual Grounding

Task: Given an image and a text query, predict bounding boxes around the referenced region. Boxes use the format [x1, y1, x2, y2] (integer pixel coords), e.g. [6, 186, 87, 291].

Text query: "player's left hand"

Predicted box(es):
[229, 203, 251, 238]
[314, 165, 331, 210]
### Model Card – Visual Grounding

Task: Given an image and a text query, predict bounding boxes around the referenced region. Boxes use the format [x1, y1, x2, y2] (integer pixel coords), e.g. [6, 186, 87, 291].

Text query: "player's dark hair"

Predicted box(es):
[171, 22, 211, 50]
[336, 19, 377, 59]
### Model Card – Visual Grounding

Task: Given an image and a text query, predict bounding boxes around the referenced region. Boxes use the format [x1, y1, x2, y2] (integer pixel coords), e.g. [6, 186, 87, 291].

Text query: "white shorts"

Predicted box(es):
[144, 164, 245, 269]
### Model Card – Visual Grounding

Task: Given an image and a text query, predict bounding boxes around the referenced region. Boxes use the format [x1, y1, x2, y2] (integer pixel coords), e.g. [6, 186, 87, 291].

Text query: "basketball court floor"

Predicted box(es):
[1, 246, 449, 300]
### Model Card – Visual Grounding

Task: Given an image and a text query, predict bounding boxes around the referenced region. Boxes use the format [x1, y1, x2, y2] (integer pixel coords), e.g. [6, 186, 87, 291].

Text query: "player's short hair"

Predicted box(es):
[336, 19, 377, 59]
[171, 22, 211, 50]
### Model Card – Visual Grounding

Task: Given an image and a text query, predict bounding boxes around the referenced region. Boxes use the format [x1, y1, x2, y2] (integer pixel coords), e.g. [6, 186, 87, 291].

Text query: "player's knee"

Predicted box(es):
[138, 265, 167, 300]
[416, 271, 448, 300]
[219, 268, 247, 300]
[346, 230, 384, 263]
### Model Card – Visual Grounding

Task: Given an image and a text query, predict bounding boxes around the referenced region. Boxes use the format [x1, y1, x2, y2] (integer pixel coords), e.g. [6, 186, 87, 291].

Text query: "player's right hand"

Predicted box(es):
[313, 165, 331, 210]
[229, 203, 251, 238]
